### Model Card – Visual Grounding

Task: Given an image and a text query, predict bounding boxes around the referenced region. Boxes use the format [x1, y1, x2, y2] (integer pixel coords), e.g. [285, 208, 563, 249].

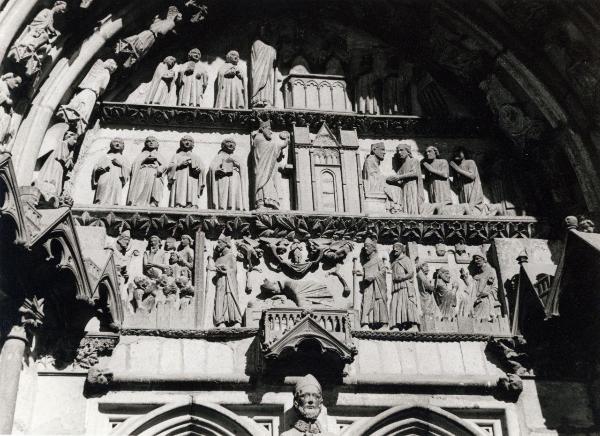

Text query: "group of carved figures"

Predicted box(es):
[359, 239, 501, 330]
[363, 142, 500, 215]
[90, 120, 288, 210]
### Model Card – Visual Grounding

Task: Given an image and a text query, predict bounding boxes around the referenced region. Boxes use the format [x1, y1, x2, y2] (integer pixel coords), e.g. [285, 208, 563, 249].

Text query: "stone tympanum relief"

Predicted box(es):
[8, 1, 67, 78]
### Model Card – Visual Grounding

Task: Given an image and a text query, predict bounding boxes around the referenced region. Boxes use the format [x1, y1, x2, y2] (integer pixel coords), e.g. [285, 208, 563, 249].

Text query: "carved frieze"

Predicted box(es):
[98, 102, 493, 138]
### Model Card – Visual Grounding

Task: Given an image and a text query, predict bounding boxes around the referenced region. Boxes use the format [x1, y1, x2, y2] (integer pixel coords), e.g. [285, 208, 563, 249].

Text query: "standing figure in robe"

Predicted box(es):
[177, 48, 208, 107]
[58, 59, 117, 134]
[207, 137, 247, 210]
[115, 6, 182, 68]
[0, 73, 22, 147]
[422, 146, 452, 206]
[92, 137, 130, 205]
[213, 236, 242, 327]
[127, 136, 166, 207]
[8, 1, 68, 77]
[177, 234, 195, 276]
[362, 142, 401, 212]
[462, 252, 500, 321]
[387, 143, 424, 214]
[215, 50, 246, 109]
[416, 262, 438, 316]
[145, 56, 178, 106]
[35, 131, 78, 199]
[251, 25, 277, 108]
[450, 147, 485, 214]
[389, 242, 419, 330]
[143, 235, 167, 280]
[252, 120, 289, 209]
[434, 267, 458, 319]
[167, 135, 205, 208]
[359, 238, 388, 329]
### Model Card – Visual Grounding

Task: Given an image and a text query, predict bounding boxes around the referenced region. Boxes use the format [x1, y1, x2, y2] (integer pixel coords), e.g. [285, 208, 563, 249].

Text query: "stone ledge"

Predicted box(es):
[72, 205, 544, 243]
[98, 102, 493, 138]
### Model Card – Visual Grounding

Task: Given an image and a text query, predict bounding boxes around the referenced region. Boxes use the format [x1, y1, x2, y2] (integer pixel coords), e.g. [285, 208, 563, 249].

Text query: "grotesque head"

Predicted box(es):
[180, 135, 194, 151]
[180, 234, 193, 247]
[188, 48, 201, 62]
[371, 142, 385, 161]
[109, 137, 125, 153]
[221, 138, 236, 154]
[144, 136, 159, 151]
[104, 59, 118, 74]
[453, 147, 467, 163]
[226, 50, 240, 65]
[294, 374, 323, 421]
[53, 1, 68, 13]
[425, 146, 439, 161]
[437, 267, 451, 283]
[578, 218, 596, 233]
[396, 143, 411, 160]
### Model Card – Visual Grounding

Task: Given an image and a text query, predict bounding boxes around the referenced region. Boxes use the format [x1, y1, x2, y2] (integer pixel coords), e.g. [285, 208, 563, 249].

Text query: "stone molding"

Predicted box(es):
[98, 102, 493, 138]
[73, 205, 542, 244]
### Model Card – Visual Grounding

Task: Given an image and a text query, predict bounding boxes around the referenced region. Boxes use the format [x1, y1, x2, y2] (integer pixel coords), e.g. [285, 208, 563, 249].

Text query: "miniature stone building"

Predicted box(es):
[1, 1, 600, 435]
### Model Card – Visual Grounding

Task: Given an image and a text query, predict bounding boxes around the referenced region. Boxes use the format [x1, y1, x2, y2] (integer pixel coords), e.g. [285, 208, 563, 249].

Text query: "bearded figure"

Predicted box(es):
[282, 374, 336, 436]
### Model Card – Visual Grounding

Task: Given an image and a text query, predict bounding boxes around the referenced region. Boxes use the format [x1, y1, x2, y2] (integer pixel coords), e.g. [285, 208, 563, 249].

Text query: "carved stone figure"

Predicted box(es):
[462, 252, 500, 321]
[389, 242, 419, 330]
[434, 267, 457, 319]
[143, 235, 167, 280]
[251, 120, 289, 209]
[416, 262, 438, 315]
[450, 147, 485, 213]
[259, 278, 334, 309]
[251, 25, 277, 108]
[215, 50, 246, 109]
[8, 1, 68, 77]
[382, 61, 412, 115]
[213, 236, 242, 328]
[128, 276, 155, 313]
[282, 374, 335, 436]
[177, 234, 195, 274]
[145, 56, 178, 106]
[115, 6, 182, 68]
[92, 138, 130, 205]
[177, 48, 208, 107]
[127, 136, 165, 207]
[422, 146, 452, 206]
[34, 131, 77, 199]
[0, 73, 22, 147]
[355, 55, 381, 115]
[359, 238, 388, 328]
[362, 142, 400, 212]
[387, 143, 424, 214]
[58, 59, 118, 134]
[207, 138, 246, 210]
[176, 276, 194, 307]
[167, 135, 205, 208]
[110, 229, 136, 298]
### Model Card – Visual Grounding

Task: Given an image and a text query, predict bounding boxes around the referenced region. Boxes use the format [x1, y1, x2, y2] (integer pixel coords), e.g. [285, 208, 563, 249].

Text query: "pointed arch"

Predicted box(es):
[342, 404, 486, 436]
[111, 400, 268, 436]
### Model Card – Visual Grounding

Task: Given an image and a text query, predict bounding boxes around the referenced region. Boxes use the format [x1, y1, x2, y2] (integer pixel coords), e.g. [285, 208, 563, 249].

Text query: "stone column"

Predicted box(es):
[0, 325, 27, 434]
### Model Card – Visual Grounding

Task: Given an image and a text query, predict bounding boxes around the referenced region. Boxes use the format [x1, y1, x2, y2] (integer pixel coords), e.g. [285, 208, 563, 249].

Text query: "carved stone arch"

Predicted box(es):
[112, 400, 268, 436]
[342, 405, 487, 436]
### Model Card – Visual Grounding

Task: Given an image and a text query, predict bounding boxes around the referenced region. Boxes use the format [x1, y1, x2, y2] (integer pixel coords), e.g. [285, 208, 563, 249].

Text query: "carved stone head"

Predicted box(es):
[425, 146, 439, 160]
[258, 119, 272, 140]
[53, 1, 68, 13]
[166, 5, 182, 20]
[144, 136, 159, 151]
[363, 238, 378, 256]
[165, 237, 177, 251]
[226, 50, 240, 65]
[392, 242, 406, 257]
[437, 267, 451, 283]
[188, 48, 201, 62]
[3, 73, 22, 90]
[371, 142, 385, 161]
[109, 137, 125, 153]
[260, 278, 281, 297]
[452, 146, 467, 163]
[418, 262, 430, 274]
[221, 137, 236, 154]
[149, 235, 161, 248]
[117, 230, 131, 250]
[104, 59, 118, 74]
[180, 234, 193, 247]
[472, 252, 487, 269]
[164, 56, 177, 68]
[294, 374, 324, 421]
[180, 135, 195, 151]
[63, 131, 78, 147]
[169, 251, 178, 264]
[396, 143, 411, 159]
